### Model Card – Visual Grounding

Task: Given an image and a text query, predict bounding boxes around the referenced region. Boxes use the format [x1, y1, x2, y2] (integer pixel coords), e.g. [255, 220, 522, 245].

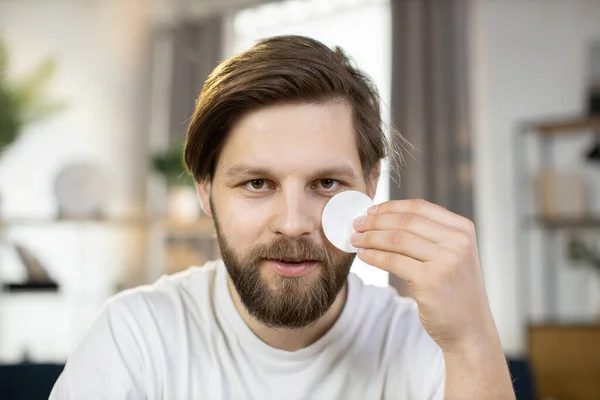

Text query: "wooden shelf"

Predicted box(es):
[160, 218, 215, 237]
[528, 321, 600, 328]
[526, 215, 600, 229]
[2, 282, 59, 293]
[525, 116, 600, 137]
[0, 216, 215, 235]
[0, 216, 147, 226]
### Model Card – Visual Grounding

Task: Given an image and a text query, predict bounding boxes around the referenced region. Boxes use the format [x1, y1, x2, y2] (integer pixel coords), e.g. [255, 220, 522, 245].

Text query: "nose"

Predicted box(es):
[270, 188, 319, 238]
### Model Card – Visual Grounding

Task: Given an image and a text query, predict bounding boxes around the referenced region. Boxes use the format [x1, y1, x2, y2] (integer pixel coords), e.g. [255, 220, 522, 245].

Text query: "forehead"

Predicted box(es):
[215, 101, 362, 179]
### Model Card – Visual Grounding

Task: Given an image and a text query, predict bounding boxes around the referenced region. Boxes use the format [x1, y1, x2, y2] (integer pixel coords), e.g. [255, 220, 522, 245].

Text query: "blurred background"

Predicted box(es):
[0, 0, 599, 399]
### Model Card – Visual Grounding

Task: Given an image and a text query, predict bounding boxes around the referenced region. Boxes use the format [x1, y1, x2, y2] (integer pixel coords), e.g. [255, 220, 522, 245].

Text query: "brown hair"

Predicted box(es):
[183, 35, 406, 186]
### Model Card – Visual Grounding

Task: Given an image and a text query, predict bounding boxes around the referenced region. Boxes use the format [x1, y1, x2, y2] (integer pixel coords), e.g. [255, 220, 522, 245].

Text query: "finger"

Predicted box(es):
[368, 199, 475, 234]
[356, 247, 423, 283]
[353, 212, 459, 243]
[351, 230, 445, 262]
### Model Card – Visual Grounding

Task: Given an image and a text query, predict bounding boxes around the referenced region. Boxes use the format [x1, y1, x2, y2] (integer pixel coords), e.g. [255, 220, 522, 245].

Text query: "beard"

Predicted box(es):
[211, 202, 355, 329]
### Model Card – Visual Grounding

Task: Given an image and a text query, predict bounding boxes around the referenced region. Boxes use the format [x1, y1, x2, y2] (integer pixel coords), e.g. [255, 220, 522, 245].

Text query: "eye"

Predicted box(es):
[245, 179, 269, 191]
[316, 179, 340, 190]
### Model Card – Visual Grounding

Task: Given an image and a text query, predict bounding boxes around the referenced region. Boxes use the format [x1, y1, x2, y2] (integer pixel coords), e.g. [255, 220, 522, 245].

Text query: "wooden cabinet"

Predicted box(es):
[528, 324, 600, 400]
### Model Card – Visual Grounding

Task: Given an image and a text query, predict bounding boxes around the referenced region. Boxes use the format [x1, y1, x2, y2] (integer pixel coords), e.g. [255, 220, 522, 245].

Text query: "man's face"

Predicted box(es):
[199, 101, 375, 329]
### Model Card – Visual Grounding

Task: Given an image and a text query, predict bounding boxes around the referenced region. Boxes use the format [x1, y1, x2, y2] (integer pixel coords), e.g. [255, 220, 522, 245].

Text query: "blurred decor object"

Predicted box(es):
[167, 185, 200, 220]
[0, 40, 66, 154]
[151, 139, 199, 219]
[53, 163, 109, 219]
[587, 38, 600, 116]
[585, 39, 600, 162]
[585, 132, 600, 162]
[534, 169, 589, 220]
[2, 243, 59, 292]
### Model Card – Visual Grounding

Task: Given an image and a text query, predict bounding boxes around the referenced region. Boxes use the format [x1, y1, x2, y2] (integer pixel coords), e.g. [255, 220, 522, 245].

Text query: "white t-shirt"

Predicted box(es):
[50, 259, 444, 400]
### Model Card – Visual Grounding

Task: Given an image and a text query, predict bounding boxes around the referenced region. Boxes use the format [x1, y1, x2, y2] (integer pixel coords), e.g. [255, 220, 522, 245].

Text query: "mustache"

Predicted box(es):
[246, 237, 337, 264]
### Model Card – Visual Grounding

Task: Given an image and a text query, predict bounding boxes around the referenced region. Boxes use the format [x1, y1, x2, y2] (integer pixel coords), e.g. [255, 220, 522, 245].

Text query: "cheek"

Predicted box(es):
[219, 198, 269, 245]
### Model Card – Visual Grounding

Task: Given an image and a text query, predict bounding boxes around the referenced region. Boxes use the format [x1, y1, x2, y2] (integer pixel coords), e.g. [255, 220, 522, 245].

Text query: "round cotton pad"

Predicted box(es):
[322, 190, 374, 253]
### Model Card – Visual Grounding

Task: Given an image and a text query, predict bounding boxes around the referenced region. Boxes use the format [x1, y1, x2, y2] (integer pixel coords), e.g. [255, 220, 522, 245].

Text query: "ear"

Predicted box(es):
[195, 178, 213, 217]
[367, 161, 381, 199]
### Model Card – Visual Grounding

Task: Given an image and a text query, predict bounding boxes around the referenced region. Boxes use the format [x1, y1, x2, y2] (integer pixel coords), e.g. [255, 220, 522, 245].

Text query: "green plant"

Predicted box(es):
[150, 140, 194, 187]
[0, 40, 66, 153]
[567, 235, 600, 274]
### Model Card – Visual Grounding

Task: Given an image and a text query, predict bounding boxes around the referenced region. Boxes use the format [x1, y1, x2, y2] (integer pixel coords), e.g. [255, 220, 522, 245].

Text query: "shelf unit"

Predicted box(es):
[525, 216, 600, 229]
[514, 116, 600, 324]
[0, 213, 215, 361]
[0, 215, 217, 291]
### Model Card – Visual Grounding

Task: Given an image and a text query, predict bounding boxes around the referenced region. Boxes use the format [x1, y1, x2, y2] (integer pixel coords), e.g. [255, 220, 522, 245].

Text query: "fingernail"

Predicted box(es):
[350, 232, 362, 243]
[354, 216, 365, 226]
[367, 204, 379, 214]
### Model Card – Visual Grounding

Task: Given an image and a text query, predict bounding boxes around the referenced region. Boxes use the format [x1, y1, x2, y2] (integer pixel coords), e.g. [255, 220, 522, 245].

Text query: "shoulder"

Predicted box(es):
[108, 259, 221, 319]
[86, 259, 222, 358]
[50, 260, 224, 399]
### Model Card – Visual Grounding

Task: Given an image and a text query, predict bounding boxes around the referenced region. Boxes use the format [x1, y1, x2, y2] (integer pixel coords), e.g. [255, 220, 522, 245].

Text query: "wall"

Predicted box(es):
[471, 0, 600, 356]
[0, 0, 153, 362]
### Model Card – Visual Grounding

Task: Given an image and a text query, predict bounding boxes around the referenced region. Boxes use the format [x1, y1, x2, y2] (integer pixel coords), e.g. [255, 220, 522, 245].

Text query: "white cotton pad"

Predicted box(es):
[322, 190, 374, 253]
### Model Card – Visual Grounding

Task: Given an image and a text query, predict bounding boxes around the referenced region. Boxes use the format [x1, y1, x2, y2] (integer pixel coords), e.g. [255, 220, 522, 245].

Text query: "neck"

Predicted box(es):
[227, 277, 348, 351]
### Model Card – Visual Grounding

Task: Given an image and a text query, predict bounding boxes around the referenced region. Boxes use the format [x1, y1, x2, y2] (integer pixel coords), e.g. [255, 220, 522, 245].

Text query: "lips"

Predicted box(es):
[265, 259, 318, 278]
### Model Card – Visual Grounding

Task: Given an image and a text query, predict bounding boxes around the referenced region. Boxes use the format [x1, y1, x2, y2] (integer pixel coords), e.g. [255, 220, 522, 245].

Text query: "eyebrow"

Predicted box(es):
[224, 163, 359, 181]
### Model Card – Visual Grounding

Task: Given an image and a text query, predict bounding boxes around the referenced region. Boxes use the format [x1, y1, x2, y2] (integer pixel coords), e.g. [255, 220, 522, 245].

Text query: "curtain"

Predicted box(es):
[388, 0, 473, 295]
[169, 17, 224, 140]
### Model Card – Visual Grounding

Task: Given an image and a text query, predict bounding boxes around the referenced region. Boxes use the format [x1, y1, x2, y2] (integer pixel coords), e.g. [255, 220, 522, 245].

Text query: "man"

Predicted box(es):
[51, 35, 514, 399]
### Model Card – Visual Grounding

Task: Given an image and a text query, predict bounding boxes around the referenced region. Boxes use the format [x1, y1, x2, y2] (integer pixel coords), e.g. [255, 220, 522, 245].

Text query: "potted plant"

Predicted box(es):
[0, 40, 66, 216]
[568, 236, 600, 273]
[150, 139, 199, 220]
[567, 235, 600, 318]
[0, 40, 65, 154]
